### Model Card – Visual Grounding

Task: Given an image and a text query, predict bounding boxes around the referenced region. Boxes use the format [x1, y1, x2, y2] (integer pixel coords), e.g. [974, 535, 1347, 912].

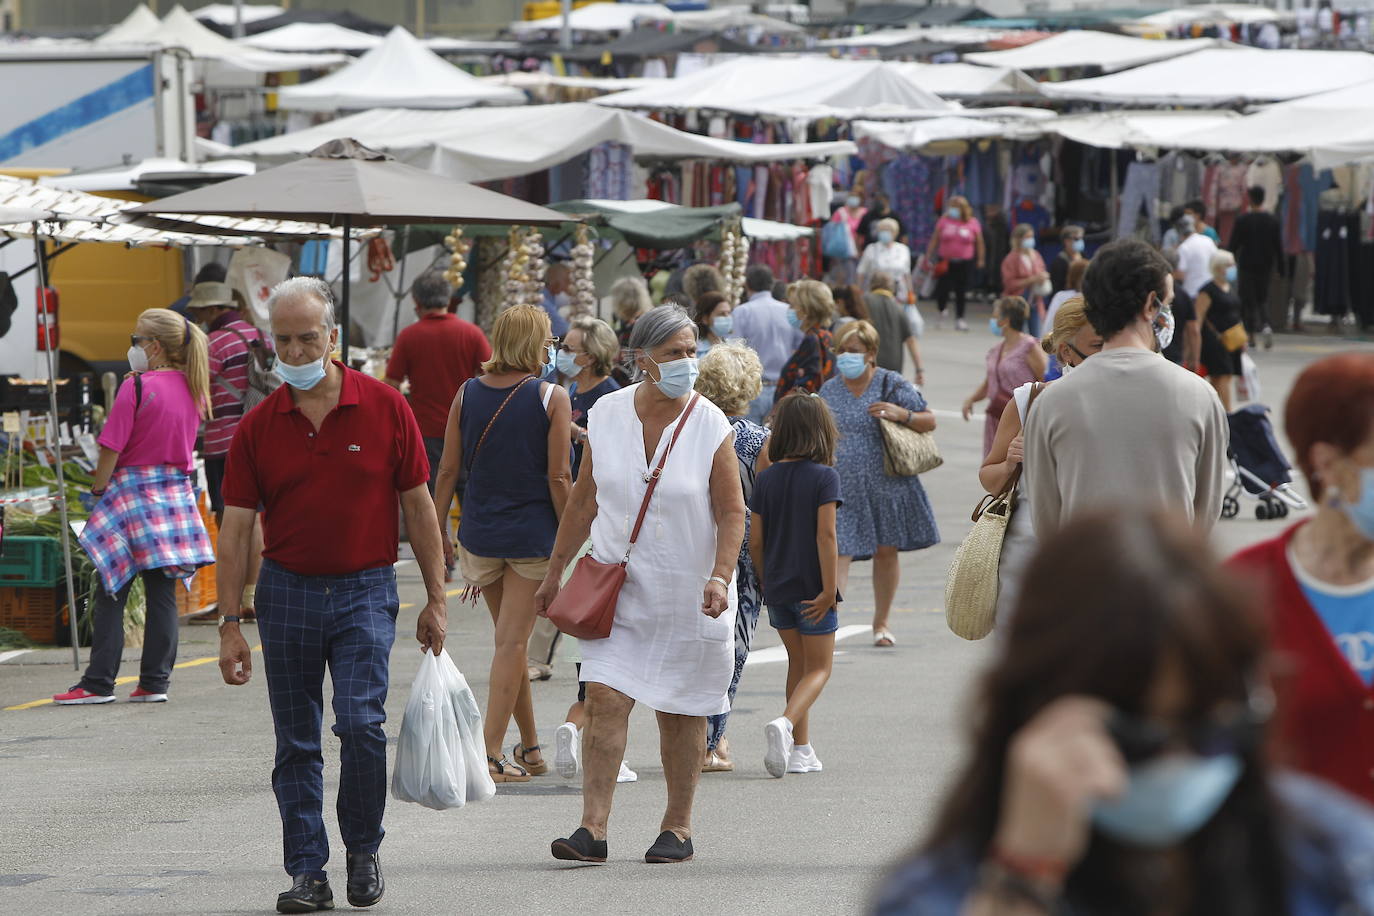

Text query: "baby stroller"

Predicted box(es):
[1221, 404, 1309, 521]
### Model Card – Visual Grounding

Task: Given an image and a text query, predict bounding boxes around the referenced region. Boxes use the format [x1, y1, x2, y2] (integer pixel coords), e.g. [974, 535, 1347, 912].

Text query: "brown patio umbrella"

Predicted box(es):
[129, 139, 573, 353]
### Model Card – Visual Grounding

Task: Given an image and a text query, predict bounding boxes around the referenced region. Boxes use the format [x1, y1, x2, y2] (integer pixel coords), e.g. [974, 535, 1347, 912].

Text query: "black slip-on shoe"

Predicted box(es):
[345, 852, 383, 908]
[644, 830, 694, 864]
[551, 827, 608, 863]
[276, 875, 333, 913]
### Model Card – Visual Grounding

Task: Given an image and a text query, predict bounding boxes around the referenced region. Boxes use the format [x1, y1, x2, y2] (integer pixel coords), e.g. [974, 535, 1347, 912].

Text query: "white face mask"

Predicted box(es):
[127, 344, 150, 373]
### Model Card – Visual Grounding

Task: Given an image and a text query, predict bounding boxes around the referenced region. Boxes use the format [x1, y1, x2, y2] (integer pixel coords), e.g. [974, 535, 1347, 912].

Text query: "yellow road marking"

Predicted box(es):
[3, 644, 264, 711]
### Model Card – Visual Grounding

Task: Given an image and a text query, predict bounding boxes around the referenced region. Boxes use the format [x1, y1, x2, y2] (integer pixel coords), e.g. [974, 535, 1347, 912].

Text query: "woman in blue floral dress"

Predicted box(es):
[695, 341, 770, 772]
[820, 320, 938, 648]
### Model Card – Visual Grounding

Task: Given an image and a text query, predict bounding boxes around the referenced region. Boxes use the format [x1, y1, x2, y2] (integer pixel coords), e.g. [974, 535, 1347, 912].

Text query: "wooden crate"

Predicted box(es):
[0, 585, 60, 644]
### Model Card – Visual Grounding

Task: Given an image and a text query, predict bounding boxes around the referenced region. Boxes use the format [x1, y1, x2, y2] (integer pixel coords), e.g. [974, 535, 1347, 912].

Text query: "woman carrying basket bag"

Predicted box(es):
[533, 305, 746, 866]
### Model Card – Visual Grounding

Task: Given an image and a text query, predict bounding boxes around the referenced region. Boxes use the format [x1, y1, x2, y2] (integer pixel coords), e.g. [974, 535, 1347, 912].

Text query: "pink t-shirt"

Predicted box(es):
[934, 216, 982, 262]
[98, 370, 200, 473]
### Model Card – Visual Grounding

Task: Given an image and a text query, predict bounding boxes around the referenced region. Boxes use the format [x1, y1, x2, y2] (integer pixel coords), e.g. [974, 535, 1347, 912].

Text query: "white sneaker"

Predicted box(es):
[1263, 325, 1274, 350]
[955, 318, 969, 332]
[763, 716, 794, 779]
[616, 761, 638, 783]
[787, 745, 824, 774]
[554, 722, 581, 780]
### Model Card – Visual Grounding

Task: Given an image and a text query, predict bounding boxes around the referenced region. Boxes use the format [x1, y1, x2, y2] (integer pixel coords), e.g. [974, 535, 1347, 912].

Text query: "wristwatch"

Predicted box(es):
[218, 614, 241, 630]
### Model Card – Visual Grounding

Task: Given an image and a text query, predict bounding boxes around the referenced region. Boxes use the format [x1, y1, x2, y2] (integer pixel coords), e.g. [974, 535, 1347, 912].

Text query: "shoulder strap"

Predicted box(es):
[134, 373, 143, 413]
[623, 394, 701, 565]
[465, 376, 534, 472]
[974, 382, 1045, 522]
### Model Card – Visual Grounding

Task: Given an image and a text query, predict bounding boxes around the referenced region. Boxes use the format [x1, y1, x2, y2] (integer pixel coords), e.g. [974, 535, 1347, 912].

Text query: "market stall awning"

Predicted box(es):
[193, 3, 284, 28]
[96, 4, 346, 72]
[278, 26, 525, 111]
[653, 9, 805, 35]
[1044, 109, 1241, 150]
[1133, 4, 1280, 29]
[853, 115, 1043, 151]
[511, 3, 674, 36]
[554, 199, 812, 248]
[227, 104, 858, 184]
[892, 61, 1040, 97]
[832, 4, 993, 27]
[1039, 48, 1374, 105]
[594, 56, 952, 118]
[962, 31, 1218, 72]
[241, 22, 384, 53]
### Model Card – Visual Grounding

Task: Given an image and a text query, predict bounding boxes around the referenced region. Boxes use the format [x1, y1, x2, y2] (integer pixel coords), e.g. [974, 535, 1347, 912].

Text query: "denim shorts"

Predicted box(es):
[767, 601, 839, 636]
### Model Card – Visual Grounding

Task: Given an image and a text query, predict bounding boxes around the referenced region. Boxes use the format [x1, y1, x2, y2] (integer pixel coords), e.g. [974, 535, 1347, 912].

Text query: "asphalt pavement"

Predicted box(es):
[2, 306, 1370, 915]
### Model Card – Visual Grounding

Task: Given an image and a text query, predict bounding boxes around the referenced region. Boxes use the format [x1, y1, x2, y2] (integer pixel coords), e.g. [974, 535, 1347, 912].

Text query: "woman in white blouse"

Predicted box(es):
[857, 218, 913, 303]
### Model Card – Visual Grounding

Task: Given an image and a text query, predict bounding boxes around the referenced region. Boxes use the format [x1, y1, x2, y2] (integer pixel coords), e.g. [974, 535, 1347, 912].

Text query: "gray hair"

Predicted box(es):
[609, 276, 651, 323]
[267, 276, 335, 334]
[411, 268, 452, 311]
[629, 304, 695, 355]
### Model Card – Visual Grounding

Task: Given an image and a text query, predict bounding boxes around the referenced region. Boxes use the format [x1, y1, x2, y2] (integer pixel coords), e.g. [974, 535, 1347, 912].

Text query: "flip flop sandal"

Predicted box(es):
[488, 754, 531, 783]
[514, 743, 549, 776]
[702, 750, 734, 773]
[874, 628, 896, 648]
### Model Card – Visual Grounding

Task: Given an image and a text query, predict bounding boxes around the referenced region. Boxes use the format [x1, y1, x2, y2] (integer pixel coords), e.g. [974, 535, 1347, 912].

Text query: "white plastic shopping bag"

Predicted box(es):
[392, 650, 495, 810]
[1239, 351, 1262, 404]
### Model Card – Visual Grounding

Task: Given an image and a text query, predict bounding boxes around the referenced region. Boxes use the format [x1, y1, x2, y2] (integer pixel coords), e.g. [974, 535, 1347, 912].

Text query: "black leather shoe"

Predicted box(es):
[551, 826, 608, 863]
[644, 830, 694, 864]
[276, 875, 333, 913]
[345, 852, 384, 908]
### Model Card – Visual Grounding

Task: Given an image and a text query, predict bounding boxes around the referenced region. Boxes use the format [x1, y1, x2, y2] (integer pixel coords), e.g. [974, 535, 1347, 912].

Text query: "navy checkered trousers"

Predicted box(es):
[256, 558, 399, 878]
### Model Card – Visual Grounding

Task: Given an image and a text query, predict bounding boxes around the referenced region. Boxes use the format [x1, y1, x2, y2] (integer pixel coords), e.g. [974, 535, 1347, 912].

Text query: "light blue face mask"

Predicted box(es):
[786, 309, 802, 330]
[877, 230, 895, 244]
[649, 355, 699, 399]
[1073, 237, 1086, 253]
[1021, 236, 1036, 250]
[1091, 753, 1242, 849]
[835, 351, 867, 379]
[541, 344, 557, 378]
[989, 317, 1002, 336]
[555, 348, 579, 377]
[947, 207, 961, 220]
[1335, 468, 1374, 541]
[711, 315, 733, 338]
[1224, 265, 1238, 284]
[274, 354, 327, 390]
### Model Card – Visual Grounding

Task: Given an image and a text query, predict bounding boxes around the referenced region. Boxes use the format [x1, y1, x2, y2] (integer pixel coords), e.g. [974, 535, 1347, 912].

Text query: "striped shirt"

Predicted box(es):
[203, 314, 268, 457]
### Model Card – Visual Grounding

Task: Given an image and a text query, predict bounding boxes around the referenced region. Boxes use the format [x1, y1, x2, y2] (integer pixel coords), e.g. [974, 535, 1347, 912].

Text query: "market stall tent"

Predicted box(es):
[192, 3, 284, 28]
[891, 62, 1040, 97]
[1043, 110, 1242, 150]
[228, 104, 858, 183]
[96, 4, 162, 45]
[510, 3, 674, 36]
[962, 30, 1219, 73]
[552, 199, 814, 248]
[594, 57, 952, 117]
[277, 26, 526, 111]
[1038, 49, 1374, 105]
[96, 5, 346, 73]
[241, 22, 384, 53]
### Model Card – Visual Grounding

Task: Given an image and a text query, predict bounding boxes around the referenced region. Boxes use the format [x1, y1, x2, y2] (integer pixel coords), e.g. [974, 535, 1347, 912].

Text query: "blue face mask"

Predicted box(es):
[1021, 236, 1036, 250]
[1335, 467, 1374, 540]
[947, 207, 961, 220]
[541, 344, 557, 378]
[555, 348, 579, 377]
[877, 230, 895, 244]
[786, 309, 802, 330]
[649, 355, 699, 399]
[711, 315, 733, 338]
[1092, 753, 1242, 849]
[835, 351, 868, 379]
[1224, 266, 1238, 284]
[989, 317, 1002, 336]
[274, 353, 327, 390]
[1073, 237, 1086, 253]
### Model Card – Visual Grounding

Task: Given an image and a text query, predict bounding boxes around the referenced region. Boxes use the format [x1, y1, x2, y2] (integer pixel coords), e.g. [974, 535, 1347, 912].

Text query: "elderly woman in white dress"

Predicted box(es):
[534, 305, 746, 866]
[856, 217, 913, 303]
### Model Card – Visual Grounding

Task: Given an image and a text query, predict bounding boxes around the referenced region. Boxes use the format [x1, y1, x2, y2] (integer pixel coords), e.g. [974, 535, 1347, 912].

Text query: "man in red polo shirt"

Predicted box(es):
[384, 268, 490, 495]
[215, 276, 447, 914]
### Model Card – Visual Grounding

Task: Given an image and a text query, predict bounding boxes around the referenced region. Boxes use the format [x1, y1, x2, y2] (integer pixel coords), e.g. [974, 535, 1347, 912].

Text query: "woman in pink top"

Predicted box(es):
[961, 297, 1047, 458]
[924, 195, 985, 332]
[54, 308, 215, 706]
[1001, 223, 1051, 338]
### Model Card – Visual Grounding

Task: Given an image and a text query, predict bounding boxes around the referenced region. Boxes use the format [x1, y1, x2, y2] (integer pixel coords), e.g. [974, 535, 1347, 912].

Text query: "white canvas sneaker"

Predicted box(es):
[786, 745, 824, 774]
[554, 722, 581, 780]
[616, 761, 638, 783]
[763, 716, 795, 779]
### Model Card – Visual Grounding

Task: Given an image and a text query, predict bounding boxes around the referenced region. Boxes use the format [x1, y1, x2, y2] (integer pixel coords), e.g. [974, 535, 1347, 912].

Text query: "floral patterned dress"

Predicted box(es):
[821, 368, 939, 560]
[774, 327, 835, 403]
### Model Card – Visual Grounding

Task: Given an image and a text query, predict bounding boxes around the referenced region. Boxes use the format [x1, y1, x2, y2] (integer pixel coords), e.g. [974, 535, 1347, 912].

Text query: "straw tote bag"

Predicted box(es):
[944, 383, 1044, 640]
[878, 373, 942, 477]
[547, 395, 700, 640]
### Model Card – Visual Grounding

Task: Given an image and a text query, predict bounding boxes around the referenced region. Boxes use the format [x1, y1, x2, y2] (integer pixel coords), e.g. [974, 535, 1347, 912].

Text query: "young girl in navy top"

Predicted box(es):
[748, 392, 842, 778]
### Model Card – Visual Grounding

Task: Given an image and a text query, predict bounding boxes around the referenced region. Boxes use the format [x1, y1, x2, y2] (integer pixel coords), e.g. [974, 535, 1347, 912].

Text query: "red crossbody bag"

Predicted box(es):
[547, 394, 701, 640]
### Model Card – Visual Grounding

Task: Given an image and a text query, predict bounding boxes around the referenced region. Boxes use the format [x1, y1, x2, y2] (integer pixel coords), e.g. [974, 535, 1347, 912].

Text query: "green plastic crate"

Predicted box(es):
[0, 536, 63, 587]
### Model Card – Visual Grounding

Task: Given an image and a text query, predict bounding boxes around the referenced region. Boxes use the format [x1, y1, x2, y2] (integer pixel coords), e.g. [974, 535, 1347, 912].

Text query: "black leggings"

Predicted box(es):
[935, 259, 973, 319]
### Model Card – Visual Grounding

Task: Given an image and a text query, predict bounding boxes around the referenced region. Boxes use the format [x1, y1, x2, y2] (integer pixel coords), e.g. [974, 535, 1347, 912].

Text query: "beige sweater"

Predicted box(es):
[1025, 348, 1229, 538]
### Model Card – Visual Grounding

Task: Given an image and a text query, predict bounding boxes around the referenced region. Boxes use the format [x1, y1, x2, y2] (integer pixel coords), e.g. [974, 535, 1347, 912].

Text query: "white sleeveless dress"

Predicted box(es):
[578, 384, 738, 716]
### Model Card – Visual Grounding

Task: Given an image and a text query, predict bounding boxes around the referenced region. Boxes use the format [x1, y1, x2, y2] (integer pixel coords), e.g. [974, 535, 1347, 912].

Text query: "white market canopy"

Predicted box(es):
[227, 104, 857, 183]
[891, 62, 1040, 97]
[853, 116, 1040, 152]
[658, 9, 805, 35]
[818, 26, 1015, 48]
[510, 3, 674, 36]
[241, 22, 384, 53]
[96, 5, 345, 72]
[41, 157, 257, 193]
[963, 31, 1219, 73]
[1135, 4, 1281, 29]
[192, 4, 284, 27]
[277, 26, 526, 111]
[594, 57, 952, 118]
[1044, 110, 1242, 150]
[1038, 48, 1374, 105]
[583, 198, 814, 241]
[484, 72, 666, 93]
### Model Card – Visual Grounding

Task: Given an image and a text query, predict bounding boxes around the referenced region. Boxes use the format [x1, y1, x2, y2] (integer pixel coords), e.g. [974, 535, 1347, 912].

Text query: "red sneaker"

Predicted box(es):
[53, 686, 115, 705]
[129, 686, 168, 703]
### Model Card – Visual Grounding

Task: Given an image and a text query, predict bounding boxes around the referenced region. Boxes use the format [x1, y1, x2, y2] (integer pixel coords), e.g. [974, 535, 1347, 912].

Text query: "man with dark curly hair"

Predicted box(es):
[1023, 239, 1228, 538]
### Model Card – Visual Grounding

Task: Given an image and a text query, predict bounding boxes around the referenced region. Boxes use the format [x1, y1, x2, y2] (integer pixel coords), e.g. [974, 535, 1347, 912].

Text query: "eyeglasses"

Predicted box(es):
[130, 334, 152, 346]
[1106, 690, 1273, 764]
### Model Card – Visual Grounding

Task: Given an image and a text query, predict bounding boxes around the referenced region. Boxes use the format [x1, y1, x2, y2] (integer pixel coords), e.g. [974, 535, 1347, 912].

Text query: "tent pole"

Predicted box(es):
[33, 228, 81, 670]
[340, 217, 352, 361]
[391, 225, 411, 345]
[1110, 152, 1120, 237]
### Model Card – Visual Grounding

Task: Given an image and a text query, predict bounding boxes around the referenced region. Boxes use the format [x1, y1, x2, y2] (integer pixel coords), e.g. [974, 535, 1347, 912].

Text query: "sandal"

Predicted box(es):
[873, 628, 896, 648]
[488, 754, 531, 783]
[514, 743, 549, 776]
[702, 750, 734, 773]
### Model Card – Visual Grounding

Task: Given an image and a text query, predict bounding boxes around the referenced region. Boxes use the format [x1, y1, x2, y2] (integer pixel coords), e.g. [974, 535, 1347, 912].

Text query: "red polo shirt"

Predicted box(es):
[385, 312, 491, 439]
[222, 362, 429, 576]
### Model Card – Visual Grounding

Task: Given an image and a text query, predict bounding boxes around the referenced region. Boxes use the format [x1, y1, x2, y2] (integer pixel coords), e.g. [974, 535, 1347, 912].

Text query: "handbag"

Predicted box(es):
[1220, 322, 1249, 353]
[547, 394, 701, 640]
[877, 373, 942, 477]
[944, 383, 1044, 640]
